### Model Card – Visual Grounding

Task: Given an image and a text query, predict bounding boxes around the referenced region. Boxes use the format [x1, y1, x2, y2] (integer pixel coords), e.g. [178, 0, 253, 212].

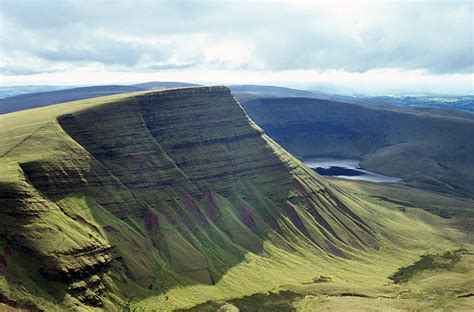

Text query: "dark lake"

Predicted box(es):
[301, 157, 402, 183]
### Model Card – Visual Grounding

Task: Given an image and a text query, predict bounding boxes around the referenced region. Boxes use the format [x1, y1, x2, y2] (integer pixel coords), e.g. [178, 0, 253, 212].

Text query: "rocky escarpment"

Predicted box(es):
[0, 86, 379, 310]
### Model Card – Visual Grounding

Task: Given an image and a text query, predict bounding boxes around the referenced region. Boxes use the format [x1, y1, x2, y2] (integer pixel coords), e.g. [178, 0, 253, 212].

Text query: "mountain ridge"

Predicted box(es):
[0, 86, 376, 309]
[0, 86, 469, 310]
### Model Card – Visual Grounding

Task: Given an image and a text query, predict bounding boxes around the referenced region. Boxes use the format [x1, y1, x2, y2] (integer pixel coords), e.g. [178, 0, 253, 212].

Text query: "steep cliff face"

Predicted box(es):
[0, 87, 380, 309]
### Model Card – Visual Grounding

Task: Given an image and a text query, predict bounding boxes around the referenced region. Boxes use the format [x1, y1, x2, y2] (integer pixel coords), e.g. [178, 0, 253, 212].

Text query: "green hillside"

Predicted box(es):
[0, 87, 472, 311]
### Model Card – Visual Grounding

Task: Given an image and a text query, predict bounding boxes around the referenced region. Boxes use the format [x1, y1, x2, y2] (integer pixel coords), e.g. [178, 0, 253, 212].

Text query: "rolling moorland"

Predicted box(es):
[0, 86, 473, 311]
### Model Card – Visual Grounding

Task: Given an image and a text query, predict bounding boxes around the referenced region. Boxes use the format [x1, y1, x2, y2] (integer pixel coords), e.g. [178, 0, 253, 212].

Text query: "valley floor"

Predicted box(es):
[184, 250, 474, 311]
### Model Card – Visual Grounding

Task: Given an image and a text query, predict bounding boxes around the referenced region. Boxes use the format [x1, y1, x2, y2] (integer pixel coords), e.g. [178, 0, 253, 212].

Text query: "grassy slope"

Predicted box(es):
[185, 179, 474, 311]
[289, 249, 474, 311]
[0, 88, 472, 311]
[239, 96, 474, 198]
[288, 179, 474, 311]
[187, 250, 473, 312]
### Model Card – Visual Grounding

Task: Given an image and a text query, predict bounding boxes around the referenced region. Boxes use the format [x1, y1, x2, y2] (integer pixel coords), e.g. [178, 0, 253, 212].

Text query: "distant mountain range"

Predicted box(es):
[0, 85, 73, 98]
[1, 82, 472, 115]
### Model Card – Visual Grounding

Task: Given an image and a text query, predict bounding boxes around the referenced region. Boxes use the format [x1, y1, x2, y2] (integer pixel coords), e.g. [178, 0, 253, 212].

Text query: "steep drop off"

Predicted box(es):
[0, 87, 390, 310]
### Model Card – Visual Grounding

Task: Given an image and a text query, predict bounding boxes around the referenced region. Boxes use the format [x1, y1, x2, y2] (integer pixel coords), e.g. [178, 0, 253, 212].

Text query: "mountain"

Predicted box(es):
[1, 83, 472, 200]
[0, 87, 471, 310]
[229, 85, 327, 98]
[2, 82, 472, 117]
[229, 85, 331, 105]
[0, 85, 74, 99]
[0, 83, 324, 115]
[238, 96, 474, 198]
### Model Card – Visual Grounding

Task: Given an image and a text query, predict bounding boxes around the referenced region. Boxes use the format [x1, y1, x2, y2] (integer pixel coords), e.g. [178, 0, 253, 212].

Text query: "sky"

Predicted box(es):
[0, 0, 473, 94]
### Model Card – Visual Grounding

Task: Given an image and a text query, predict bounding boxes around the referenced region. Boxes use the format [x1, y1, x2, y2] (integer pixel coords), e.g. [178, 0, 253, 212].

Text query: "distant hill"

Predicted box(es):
[0, 85, 74, 99]
[362, 95, 474, 113]
[327, 94, 474, 114]
[229, 84, 329, 101]
[0, 85, 144, 114]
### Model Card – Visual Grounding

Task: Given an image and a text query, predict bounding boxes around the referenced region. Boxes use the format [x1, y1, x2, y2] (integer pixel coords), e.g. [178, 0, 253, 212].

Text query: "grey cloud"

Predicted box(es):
[0, 0, 472, 75]
[0, 65, 59, 76]
[141, 63, 197, 71]
[35, 40, 167, 67]
[245, 2, 473, 73]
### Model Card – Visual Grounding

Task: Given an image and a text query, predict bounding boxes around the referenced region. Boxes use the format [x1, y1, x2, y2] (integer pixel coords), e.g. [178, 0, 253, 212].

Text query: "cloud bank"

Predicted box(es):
[0, 0, 472, 93]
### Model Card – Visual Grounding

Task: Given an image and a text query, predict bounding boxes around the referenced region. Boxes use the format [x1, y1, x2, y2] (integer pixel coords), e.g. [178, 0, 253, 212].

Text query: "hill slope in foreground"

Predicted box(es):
[0, 87, 472, 311]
